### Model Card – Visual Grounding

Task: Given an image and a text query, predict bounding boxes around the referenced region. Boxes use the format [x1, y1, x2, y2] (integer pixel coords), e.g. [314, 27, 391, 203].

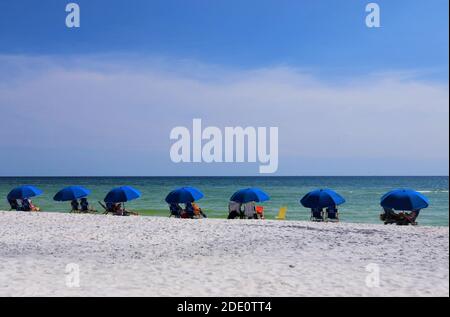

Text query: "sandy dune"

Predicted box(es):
[0, 211, 448, 297]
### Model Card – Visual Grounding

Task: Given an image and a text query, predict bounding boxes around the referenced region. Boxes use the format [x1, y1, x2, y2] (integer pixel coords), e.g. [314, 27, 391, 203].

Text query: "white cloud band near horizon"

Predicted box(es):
[0, 54, 448, 176]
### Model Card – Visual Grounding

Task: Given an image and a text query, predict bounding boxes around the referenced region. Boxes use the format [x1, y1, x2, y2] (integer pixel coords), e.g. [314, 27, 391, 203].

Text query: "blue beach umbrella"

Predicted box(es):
[53, 186, 91, 202]
[104, 186, 141, 203]
[230, 188, 270, 204]
[300, 189, 346, 209]
[165, 187, 204, 204]
[7, 185, 43, 200]
[380, 189, 429, 211]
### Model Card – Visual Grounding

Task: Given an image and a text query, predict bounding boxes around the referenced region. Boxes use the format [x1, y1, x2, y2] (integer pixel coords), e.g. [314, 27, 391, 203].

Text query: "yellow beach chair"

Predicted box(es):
[276, 207, 288, 220]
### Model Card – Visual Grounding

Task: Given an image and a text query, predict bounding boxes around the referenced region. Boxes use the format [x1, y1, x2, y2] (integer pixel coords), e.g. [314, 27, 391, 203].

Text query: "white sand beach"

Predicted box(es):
[0, 211, 448, 297]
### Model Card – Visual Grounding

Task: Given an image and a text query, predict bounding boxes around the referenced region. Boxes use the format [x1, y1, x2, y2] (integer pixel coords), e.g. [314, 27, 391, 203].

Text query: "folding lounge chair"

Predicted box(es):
[70, 200, 80, 213]
[169, 204, 182, 218]
[380, 208, 399, 224]
[276, 207, 287, 220]
[325, 207, 339, 222]
[98, 201, 115, 214]
[310, 208, 324, 222]
[397, 210, 420, 226]
[8, 199, 19, 211]
[21, 199, 32, 212]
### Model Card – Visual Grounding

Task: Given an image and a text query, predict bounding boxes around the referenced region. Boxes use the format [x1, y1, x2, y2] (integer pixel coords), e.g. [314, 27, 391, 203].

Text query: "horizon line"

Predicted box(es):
[0, 175, 448, 178]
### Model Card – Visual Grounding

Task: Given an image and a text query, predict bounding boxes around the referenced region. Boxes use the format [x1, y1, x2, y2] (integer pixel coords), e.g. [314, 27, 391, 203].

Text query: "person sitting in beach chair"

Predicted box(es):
[21, 198, 40, 212]
[113, 203, 125, 216]
[8, 198, 19, 211]
[396, 209, 420, 226]
[325, 206, 339, 222]
[310, 207, 324, 222]
[108, 203, 138, 216]
[403, 209, 420, 226]
[70, 199, 80, 213]
[106, 201, 115, 214]
[182, 202, 195, 218]
[120, 203, 139, 216]
[79, 198, 96, 213]
[380, 207, 400, 224]
[243, 201, 257, 219]
[169, 203, 183, 218]
[99, 201, 117, 214]
[21, 199, 31, 211]
[192, 202, 207, 218]
[227, 201, 242, 219]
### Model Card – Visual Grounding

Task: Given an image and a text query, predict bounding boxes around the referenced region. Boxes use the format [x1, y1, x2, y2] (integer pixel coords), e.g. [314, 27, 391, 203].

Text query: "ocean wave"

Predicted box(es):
[418, 190, 449, 193]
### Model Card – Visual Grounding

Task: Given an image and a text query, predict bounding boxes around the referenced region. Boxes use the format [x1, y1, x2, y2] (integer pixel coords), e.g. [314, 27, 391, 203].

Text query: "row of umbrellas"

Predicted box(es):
[299, 188, 429, 210]
[6, 185, 430, 211]
[165, 187, 270, 204]
[7, 185, 141, 204]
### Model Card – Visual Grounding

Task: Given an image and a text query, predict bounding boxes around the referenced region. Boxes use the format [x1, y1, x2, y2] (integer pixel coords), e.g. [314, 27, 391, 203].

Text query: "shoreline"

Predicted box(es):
[0, 211, 448, 296]
[1, 209, 449, 228]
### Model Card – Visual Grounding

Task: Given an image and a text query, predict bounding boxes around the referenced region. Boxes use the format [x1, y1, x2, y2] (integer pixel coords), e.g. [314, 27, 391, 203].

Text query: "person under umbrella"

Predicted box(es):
[54, 186, 91, 213]
[380, 189, 429, 225]
[229, 188, 270, 219]
[71, 199, 80, 212]
[80, 197, 96, 213]
[7, 186, 43, 212]
[21, 198, 40, 212]
[8, 198, 20, 211]
[165, 187, 206, 219]
[102, 186, 141, 216]
[169, 202, 183, 218]
[228, 200, 242, 219]
[300, 189, 345, 222]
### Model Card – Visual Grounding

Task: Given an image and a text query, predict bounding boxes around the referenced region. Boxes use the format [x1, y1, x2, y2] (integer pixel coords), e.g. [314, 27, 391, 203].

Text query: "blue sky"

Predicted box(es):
[0, 0, 448, 175]
[0, 0, 448, 76]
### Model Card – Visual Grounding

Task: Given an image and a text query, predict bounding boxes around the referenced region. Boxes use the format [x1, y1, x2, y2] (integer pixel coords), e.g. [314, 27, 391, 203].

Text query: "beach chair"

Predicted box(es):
[255, 205, 265, 219]
[276, 207, 287, 220]
[310, 208, 324, 222]
[325, 206, 339, 222]
[80, 198, 97, 213]
[98, 201, 112, 214]
[21, 199, 33, 212]
[380, 208, 400, 225]
[8, 199, 19, 211]
[70, 200, 80, 213]
[169, 203, 182, 218]
[397, 210, 420, 226]
[243, 202, 256, 219]
[99, 201, 139, 216]
[227, 201, 241, 219]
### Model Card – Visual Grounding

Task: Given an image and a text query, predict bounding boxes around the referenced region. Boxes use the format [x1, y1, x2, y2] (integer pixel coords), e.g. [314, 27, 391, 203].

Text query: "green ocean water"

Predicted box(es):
[0, 177, 448, 226]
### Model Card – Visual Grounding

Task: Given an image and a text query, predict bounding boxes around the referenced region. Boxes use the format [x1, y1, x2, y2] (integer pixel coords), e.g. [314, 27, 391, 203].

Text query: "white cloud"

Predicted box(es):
[0, 54, 448, 175]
